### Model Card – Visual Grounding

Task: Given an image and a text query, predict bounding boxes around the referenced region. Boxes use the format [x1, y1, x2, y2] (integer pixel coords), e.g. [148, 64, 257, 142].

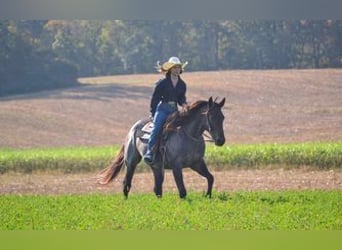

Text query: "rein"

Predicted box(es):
[182, 110, 214, 143]
[182, 127, 202, 142]
[203, 131, 214, 142]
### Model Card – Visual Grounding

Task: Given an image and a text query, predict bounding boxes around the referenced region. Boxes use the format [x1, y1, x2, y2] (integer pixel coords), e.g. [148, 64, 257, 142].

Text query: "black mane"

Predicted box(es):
[164, 100, 208, 131]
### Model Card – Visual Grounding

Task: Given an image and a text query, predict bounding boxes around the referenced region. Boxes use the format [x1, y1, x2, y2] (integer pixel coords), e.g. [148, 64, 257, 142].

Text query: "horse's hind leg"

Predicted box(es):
[123, 144, 141, 198]
[191, 159, 214, 198]
[123, 162, 138, 198]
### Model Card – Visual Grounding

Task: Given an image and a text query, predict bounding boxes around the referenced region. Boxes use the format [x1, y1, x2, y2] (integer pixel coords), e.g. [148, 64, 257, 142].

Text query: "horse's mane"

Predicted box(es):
[164, 100, 208, 131]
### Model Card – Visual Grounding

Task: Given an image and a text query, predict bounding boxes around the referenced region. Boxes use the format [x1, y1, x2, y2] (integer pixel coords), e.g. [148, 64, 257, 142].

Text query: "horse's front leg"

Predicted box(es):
[151, 163, 164, 198]
[172, 166, 187, 199]
[191, 159, 214, 198]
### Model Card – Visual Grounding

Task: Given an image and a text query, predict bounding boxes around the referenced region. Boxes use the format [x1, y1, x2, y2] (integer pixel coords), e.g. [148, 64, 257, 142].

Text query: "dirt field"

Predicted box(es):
[1, 169, 341, 195]
[1, 69, 341, 194]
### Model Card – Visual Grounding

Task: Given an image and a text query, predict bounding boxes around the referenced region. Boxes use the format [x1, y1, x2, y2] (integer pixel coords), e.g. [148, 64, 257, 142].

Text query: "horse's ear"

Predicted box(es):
[218, 97, 226, 107]
[208, 97, 213, 107]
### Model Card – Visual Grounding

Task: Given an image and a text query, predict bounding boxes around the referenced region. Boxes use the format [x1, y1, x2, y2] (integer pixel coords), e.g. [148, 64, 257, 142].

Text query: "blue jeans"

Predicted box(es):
[147, 102, 177, 152]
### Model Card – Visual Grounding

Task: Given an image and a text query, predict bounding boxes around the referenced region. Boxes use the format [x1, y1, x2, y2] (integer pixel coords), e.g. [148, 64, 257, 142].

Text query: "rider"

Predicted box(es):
[143, 56, 189, 165]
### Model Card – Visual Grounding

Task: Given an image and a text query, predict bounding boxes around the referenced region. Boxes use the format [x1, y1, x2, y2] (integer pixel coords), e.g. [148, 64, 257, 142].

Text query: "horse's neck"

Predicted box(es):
[182, 111, 206, 138]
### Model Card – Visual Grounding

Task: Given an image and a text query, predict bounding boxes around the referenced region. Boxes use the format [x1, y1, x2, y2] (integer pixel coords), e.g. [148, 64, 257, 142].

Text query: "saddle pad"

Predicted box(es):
[141, 121, 153, 134]
[138, 121, 153, 141]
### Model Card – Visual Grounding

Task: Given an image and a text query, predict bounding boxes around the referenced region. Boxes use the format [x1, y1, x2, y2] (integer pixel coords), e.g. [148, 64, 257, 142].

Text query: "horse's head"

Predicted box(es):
[205, 97, 226, 146]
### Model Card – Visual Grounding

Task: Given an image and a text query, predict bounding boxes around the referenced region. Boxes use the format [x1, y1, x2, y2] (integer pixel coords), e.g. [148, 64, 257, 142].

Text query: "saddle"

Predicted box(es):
[137, 120, 170, 146]
[138, 121, 154, 141]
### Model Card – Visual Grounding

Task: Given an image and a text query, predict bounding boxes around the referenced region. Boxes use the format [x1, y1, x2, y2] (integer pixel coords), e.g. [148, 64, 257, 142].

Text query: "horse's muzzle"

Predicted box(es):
[215, 138, 225, 146]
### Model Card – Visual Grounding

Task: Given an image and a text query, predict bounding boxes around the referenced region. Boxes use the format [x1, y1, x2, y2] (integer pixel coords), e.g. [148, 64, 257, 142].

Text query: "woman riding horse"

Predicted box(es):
[98, 96, 226, 199]
[143, 56, 189, 165]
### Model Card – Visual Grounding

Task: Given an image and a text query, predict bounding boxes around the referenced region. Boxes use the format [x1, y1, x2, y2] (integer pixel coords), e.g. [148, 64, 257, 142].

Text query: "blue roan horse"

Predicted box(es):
[98, 97, 226, 199]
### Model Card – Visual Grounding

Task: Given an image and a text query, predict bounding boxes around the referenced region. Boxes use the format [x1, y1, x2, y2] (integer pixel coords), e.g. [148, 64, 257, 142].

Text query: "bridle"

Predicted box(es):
[182, 106, 216, 143]
[204, 107, 215, 142]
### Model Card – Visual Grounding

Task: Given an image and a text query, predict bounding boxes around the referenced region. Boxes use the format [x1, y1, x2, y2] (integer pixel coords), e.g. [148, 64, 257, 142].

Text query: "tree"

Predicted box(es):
[2, 20, 342, 96]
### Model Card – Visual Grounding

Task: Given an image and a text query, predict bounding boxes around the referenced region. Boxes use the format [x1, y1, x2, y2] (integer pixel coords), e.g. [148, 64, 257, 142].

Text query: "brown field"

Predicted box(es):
[1, 69, 342, 194]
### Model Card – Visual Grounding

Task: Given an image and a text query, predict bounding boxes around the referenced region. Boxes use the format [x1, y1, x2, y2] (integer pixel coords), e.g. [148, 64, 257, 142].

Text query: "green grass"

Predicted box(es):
[0, 142, 341, 174]
[206, 142, 342, 169]
[0, 145, 120, 174]
[1, 191, 341, 230]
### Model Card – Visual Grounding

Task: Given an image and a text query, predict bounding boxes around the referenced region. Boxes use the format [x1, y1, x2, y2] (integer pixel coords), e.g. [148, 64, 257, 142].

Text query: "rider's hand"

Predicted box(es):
[180, 104, 189, 113]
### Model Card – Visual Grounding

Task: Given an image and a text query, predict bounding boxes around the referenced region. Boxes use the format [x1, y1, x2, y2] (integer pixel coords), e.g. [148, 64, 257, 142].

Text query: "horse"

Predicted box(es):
[97, 96, 226, 199]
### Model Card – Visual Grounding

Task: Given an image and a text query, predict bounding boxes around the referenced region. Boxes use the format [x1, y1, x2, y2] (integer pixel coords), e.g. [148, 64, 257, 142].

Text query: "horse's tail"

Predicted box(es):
[97, 145, 125, 185]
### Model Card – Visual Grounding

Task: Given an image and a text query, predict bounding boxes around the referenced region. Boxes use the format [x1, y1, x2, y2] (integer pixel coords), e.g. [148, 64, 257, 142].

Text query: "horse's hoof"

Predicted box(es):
[179, 193, 187, 199]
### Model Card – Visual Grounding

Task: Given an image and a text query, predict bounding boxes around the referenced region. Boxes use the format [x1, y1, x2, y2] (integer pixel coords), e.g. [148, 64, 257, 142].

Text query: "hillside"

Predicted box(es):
[0, 69, 341, 149]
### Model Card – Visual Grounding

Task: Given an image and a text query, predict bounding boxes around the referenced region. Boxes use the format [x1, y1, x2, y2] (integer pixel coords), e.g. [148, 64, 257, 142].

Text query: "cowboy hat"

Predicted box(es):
[155, 56, 188, 74]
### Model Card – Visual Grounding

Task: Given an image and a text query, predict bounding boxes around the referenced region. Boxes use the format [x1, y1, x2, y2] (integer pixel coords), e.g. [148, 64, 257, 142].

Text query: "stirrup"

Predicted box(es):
[143, 152, 155, 165]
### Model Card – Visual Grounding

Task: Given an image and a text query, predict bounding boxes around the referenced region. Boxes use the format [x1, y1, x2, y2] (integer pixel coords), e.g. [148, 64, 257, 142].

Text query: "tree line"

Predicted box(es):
[1, 20, 341, 96]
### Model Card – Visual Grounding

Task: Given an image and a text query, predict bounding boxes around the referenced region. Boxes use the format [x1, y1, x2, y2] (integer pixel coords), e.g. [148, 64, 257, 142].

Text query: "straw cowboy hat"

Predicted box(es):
[155, 56, 188, 74]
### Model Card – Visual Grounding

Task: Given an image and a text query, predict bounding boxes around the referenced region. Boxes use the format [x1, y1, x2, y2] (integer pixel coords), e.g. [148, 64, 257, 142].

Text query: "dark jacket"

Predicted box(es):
[150, 75, 187, 116]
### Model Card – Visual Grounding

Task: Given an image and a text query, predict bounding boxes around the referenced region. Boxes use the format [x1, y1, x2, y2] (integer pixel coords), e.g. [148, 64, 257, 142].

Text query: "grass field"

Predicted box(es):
[1, 190, 341, 230]
[1, 142, 341, 174]
[1, 70, 341, 233]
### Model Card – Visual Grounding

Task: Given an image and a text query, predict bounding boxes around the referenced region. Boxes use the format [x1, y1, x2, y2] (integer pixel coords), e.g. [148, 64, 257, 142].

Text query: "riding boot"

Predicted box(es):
[144, 102, 175, 165]
[143, 147, 155, 165]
